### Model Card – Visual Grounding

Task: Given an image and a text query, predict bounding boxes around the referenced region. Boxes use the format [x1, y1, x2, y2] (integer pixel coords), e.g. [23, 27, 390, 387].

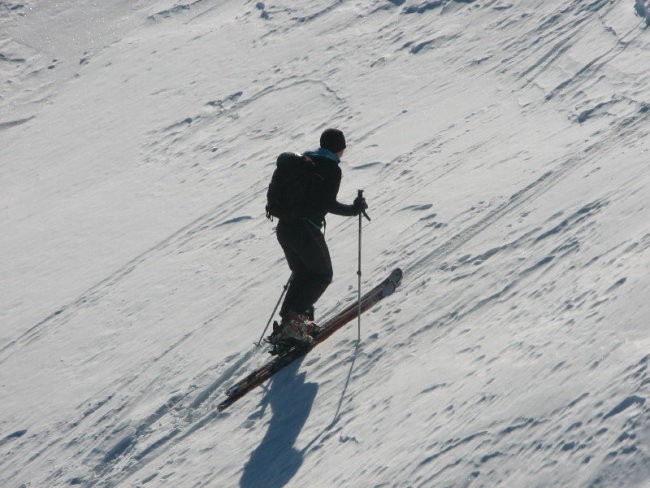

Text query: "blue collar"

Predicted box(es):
[304, 147, 340, 163]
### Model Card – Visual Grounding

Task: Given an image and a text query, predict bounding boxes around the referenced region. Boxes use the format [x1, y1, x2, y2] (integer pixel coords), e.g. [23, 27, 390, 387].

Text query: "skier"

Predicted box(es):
[271, 128, 368, 346]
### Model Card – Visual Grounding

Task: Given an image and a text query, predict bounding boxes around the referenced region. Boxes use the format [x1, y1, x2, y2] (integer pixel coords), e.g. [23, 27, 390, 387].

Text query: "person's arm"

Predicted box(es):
[328, 200, 358, 216]
[323, 166, 364, 216]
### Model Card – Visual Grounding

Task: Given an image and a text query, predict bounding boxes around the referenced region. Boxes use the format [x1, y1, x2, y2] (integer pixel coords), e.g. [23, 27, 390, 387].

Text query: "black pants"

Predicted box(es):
[276, 219, 333, 319]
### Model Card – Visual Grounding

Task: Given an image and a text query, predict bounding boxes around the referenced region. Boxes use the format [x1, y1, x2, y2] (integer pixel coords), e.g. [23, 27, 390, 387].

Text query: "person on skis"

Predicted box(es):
[269, 128, 368, 347]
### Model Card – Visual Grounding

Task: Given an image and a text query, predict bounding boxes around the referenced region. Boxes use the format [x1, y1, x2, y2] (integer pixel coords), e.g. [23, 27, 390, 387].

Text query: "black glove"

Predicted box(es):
[353, 195, 368, 215]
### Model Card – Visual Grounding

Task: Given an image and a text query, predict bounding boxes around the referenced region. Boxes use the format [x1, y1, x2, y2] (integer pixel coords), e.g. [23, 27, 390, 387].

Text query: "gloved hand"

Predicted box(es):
[353, 194, 368, 215]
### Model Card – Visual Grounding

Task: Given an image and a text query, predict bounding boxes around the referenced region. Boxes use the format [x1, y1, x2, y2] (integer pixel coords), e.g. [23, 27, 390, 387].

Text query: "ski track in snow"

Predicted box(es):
[1, 0, 649, 487]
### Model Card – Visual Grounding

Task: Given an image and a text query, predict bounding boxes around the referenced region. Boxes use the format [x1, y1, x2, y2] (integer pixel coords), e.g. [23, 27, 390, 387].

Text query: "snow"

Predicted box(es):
[1, 0, 649, 487]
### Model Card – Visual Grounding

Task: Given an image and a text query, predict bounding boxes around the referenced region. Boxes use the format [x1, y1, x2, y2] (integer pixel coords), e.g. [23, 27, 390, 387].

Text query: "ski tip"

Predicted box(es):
[380, 268, 403, 297]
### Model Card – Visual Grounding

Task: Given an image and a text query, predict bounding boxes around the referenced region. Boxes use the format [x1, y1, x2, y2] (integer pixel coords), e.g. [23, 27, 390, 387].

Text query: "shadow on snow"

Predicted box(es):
[240, 358, 318, 488]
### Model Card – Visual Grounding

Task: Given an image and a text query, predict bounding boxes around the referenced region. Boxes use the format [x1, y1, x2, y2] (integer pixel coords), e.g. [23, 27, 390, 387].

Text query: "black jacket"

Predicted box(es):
[303, 148, 357, 227]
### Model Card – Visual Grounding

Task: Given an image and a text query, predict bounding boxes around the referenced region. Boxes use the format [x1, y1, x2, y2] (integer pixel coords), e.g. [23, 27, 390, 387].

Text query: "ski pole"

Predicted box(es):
[256, 274, 292, 347]
[357, 190, 370, 341]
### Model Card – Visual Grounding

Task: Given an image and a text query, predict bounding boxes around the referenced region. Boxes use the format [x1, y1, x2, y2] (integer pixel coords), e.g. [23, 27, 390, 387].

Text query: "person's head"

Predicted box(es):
[320, 128, 346, 158]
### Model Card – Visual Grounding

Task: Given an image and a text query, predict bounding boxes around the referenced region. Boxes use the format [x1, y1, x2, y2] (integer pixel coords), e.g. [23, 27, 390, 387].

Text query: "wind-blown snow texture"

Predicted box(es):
[1, 1, 649, 487]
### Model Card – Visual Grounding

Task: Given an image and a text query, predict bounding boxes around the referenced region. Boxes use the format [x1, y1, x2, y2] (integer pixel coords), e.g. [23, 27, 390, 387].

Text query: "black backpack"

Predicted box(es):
[266, 152, 321, 220]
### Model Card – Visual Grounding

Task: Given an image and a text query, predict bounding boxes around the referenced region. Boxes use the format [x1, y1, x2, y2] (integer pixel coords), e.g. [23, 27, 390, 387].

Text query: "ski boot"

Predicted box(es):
[265, 311, 320, 355]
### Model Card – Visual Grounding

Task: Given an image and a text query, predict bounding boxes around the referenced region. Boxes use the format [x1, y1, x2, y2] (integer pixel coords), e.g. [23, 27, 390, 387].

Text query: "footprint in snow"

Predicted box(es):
[400, 203, 433, 212]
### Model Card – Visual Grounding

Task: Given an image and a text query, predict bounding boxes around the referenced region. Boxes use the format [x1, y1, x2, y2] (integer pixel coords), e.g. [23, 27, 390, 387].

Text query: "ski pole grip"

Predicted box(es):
[358, 189, 371, 221]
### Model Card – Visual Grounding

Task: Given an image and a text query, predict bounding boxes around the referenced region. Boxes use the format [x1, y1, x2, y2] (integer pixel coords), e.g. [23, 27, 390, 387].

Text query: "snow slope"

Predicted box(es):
[1, 0, 649, 486]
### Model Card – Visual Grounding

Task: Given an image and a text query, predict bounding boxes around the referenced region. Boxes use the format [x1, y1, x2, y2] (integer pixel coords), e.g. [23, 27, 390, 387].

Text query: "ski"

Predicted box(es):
[217, 268, 403, 412]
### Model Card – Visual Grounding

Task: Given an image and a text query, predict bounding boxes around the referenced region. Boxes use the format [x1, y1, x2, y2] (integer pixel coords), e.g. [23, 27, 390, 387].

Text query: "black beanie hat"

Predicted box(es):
[320, 128, 346, 153]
